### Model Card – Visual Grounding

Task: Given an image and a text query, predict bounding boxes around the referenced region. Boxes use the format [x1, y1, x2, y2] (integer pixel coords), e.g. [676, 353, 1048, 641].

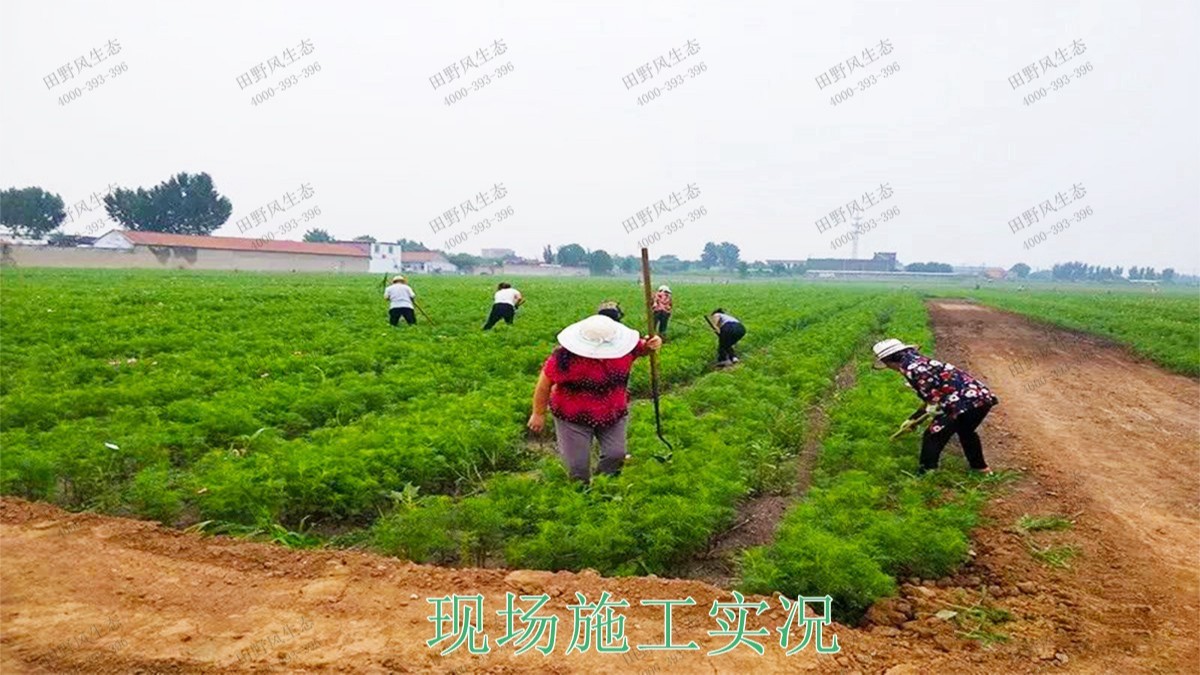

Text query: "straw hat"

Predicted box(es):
[392, 276, 407, 283]
[557, 315, 641, 359]
[872, 338, 918, 361]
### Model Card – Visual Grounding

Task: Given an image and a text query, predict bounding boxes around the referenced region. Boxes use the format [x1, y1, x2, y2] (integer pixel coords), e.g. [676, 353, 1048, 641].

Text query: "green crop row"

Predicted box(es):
[954, 289, 1200, 376]
[1, 269, 872, 532]
[366, 295, 891, 574]
[739, 295, 992, 621]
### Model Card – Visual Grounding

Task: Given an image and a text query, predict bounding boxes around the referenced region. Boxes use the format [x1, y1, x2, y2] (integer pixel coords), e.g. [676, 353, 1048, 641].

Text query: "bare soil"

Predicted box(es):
[1, 300, 1196, 673]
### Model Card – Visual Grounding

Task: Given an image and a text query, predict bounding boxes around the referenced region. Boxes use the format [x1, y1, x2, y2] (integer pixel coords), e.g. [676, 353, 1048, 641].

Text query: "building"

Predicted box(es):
[480, 248, 516, 260]
[473, 263, 588, 277]
[400, 250, 458, 273]
[804, 251, 899, 272]
[338, 241, 403, 274]
[80, 230, 370, 272]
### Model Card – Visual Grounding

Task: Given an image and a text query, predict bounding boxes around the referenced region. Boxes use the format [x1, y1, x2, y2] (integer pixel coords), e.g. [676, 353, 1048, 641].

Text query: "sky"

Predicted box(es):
[2, 0, 1198, 273]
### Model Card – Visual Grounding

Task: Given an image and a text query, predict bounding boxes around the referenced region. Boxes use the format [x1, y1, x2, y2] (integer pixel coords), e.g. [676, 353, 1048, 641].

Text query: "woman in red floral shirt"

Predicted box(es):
[873, 338, 998, 474]
[527, 315, 662, 482]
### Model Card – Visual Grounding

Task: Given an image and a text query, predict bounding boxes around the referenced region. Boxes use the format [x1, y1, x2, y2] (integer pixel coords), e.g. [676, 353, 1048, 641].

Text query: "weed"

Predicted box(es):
[1016, 514, 1074, 533]
[1028, 542, 1080, 568]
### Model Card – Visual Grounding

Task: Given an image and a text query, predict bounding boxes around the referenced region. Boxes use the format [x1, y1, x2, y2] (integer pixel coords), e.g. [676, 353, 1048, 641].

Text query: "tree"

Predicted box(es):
[542, 244, 554, 264]
[1009, 262, 1031, 278]
[736, 261, 749, 277]
[557, 243, 587, 267]
[653, 254, 686, 273]
[700, 242, 720, 268]
[396, 238, 429, 252]
[353, 235, 376, 243]
[587, 249, 614, 276]
[0, 187, 66, 239]
[716, 242, 741, 269]
[1162, 268, 1176, 283]
[615, 255, 640, 274]
[303, 229, 333, 242]
[103, 172, 231, 235]
[447, 252, 484, 271]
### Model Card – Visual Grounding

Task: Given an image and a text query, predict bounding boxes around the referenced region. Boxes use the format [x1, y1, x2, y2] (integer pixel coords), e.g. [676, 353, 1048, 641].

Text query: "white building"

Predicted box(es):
[401, 250, 458, 273]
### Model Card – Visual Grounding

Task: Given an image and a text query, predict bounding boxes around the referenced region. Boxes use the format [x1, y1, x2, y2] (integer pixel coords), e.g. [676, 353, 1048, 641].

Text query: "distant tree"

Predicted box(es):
[616, 255, 640, 274]
[1162, 268, 1176, 283]
[303, 229, 333, 242]
[557, 243, 587, 267]
[700, 242, 720, 268]
[447, 252, 484, 271]
[542, 244, 554, 264]
[103, 172, 231, 235]
[587, 249, 614, 276]
[737, 261, 749, 277]
[716, 242, 741, 269]
[770, 262, 788, 276]
[1009, 262, 1031, 278]
[353, 235, 376, 243]
[653, 254, 684, 273]
[396, 238, 429, 252]
[0, 187, 67, 239]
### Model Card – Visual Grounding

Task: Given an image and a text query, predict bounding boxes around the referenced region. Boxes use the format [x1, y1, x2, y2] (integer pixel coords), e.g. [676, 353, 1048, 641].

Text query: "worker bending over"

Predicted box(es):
[384, 276, 417, 326]
[711, 308, 745, 367]
[483, 282, 523, 330]
[873, 339, 998, 474]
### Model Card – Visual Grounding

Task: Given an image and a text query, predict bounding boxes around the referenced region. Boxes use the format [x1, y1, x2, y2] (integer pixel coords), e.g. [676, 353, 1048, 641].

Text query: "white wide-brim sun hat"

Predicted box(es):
[658, 285, 671, 293]
[557, 315, 641, 359]
[872, 338, 918, 361]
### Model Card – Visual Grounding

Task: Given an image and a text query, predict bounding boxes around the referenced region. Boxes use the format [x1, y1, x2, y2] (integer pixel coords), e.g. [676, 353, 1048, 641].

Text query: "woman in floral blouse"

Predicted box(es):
[873, 339, 998, 474]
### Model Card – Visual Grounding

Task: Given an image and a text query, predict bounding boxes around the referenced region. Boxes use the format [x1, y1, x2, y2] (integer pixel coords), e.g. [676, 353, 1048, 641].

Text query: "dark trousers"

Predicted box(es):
[654, 310, 670, 336]
[483, 303, 515, 329]
[920, 405, 991, 472]
[717, 322, 745, 362]
[389, 307, 416, 326]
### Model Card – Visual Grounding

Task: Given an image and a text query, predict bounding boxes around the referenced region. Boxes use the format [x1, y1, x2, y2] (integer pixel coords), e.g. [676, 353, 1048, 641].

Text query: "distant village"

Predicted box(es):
[0, 228, 1028, 281]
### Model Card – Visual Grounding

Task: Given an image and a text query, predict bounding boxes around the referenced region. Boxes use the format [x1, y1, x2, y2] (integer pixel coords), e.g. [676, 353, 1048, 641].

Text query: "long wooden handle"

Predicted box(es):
[640, 248, 662, 378]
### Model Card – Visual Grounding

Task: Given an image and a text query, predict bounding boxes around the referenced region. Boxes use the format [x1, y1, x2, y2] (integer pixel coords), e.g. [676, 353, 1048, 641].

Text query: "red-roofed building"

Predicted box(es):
[90, 230, 369, 272]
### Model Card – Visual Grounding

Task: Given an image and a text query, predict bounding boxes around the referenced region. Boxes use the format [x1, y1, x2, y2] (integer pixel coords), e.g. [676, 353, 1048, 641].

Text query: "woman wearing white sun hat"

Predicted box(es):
[651, 285, 673, 336]
[527, 314, 663, 482]
[873, 338, 998, 475]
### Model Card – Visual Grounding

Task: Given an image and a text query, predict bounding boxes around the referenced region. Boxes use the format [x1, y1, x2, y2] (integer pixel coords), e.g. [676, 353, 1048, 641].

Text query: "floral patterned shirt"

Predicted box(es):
[652, 291, 672, 313]
[897, 351, 998, 433]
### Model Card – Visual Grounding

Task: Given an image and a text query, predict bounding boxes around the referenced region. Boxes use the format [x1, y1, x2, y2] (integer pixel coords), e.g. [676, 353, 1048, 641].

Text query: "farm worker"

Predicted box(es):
[873, 339, 998, 474]
[652, 285, 673, 336]
[527, 314, 663, 482]
[483, 282, 523, 330]
[596, 300, 625, 323]
[384, 276, 417, 326]
[710, 308, 745, 367]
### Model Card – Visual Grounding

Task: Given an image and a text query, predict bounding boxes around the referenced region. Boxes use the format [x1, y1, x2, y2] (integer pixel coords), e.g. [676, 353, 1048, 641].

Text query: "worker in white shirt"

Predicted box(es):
[384, 276, 418, 326]
[483, 282, 524, 330]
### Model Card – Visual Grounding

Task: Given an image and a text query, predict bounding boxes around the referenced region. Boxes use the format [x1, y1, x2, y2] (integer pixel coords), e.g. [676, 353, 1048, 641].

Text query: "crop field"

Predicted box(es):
[2, 269, 1197, 624]
[956, 288, 1200, 376]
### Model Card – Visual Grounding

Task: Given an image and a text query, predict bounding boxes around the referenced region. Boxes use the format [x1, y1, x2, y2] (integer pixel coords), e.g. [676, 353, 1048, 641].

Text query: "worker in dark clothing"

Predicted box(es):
[873, 339, 998, 474]
[710, 309, 745, 367]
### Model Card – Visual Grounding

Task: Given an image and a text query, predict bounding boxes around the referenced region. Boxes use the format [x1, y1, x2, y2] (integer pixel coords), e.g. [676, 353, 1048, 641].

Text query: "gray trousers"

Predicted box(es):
[553, 415, 628, 482]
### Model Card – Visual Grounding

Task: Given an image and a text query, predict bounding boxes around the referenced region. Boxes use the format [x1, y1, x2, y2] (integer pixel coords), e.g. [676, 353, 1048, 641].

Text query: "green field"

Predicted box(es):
[2, 268, 1196, 619]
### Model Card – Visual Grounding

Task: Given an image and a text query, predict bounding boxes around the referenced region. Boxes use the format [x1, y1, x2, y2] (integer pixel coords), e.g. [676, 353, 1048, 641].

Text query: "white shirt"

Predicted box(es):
[494, 288, 522, 306]
[385, 283, 416, 309]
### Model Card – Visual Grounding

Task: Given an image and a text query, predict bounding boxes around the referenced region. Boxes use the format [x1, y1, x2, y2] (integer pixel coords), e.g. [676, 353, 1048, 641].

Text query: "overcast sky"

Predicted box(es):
[2, 0, 1198, 272]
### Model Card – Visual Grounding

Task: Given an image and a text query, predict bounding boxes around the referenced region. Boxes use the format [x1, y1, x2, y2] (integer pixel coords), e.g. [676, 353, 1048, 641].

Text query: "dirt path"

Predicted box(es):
[2, 300, 1198, 673]
[925, 300, 1200, 672]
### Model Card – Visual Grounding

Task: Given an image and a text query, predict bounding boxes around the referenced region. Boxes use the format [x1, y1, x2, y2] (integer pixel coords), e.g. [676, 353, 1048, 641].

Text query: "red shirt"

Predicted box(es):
[542, 339, 650, 427]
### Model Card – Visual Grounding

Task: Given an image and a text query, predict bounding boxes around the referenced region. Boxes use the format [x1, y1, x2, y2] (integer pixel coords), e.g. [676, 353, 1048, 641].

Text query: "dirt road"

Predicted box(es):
[1, 300, 1197, 673]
